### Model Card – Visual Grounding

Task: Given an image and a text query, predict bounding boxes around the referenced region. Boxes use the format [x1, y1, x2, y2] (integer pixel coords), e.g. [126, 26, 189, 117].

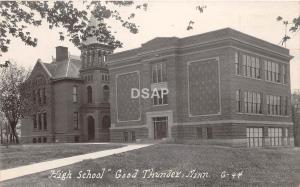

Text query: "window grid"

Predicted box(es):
[284, 128, 289, 145]
[264, 60, 280, 83]
[153, 90, 168, 106]
[43, 87, 46, 104]
[282, 64, 287, 84]
[247, 127, 263, 147]
[33, 114, 37, 129]
[72, 86, 78, 103]
[73, 112, 79, 129]
[266, 95, 287, 116]
[244, 91, 262, 114]
[234, 52, 239, 75]
[206, 127, 213, 139]
[268, 128, 283, 146]
[87, 86, 93, 103]
[43, 112, 47, 130]
[242, 54, 261, 79]
[38, 89, 41, 105]
[32, 90, 36, 104]
[38, 113, 42, 130]
[152, 63, 167, 83]
[236, 89, 242, 112]
[196, 127, 202, 139]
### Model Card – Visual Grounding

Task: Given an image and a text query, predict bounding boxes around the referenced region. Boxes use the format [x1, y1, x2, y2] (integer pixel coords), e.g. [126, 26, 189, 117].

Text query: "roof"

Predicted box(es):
[108, 28, 292, 62]
[42, 56, 81, 79]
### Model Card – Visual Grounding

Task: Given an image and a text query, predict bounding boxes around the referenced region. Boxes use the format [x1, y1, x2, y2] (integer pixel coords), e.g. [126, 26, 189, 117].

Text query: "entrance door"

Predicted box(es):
[101, 116, 111, 142]
[153, 117, 168, 139]
[87, 116, 95, 141]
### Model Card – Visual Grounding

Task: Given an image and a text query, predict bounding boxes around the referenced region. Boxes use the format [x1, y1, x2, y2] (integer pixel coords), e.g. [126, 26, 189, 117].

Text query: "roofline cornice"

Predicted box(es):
[51, 77, 83, 83]
[107, 37, 293, 65]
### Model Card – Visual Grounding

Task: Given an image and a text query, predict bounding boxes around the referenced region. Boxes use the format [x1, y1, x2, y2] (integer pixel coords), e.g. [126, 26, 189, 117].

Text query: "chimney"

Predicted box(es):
[56, 46, 68, 62]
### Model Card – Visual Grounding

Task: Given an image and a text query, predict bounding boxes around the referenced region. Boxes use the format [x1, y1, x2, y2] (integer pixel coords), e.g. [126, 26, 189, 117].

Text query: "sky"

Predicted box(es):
[1, 1, 300, 90]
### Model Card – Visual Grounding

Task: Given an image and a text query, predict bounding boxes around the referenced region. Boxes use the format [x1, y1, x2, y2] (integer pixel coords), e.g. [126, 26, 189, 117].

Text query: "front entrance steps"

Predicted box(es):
[135, 137, 173, 144]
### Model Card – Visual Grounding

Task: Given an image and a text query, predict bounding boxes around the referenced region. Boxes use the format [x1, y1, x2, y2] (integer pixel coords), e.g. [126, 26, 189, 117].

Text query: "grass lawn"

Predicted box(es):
[0, 143, 123, 170]
[2, 144, 300, 187]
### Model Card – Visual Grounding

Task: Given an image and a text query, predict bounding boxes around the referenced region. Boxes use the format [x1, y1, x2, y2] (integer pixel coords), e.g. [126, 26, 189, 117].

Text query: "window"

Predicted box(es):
[102, 73, 109, 81]
[43, 137, 47, 143]
[103, 85, 109, 102]
[38, 89, 41, 104]
[241, 54, 260, 79]
[247, 127, 263, 147]
[268, 128, 283, 146]
[152, 63, 166, 83]
[244, 91, 262, 114]
[87, 86, 93, 103]
[43, 113, 47, 130]
[38, 113, 42, 130]
[131, 131, 136, 141]
[196, 127, 202, 139]
[267, 95, 285, 116]
[282, 64, 288, 84]
[97, 51, 102, 62]
[32, 90, 36, 104]
[73, 112, 79, 129]
[33, 114, 37, 129]
[38, 137, 41, 143]
[234, 52, 240, 75]
[236, 90, 242, 112]
[91, 51, 95, 65]
[72, 86, 78, 102]
[264, 60, 280, 82]
[124, 132, 129, 142]
[43, 88, 46, 104]
[284, 128, 289, 145]
[153, 90, 168, 106]
[206, 127, 213, 139]
[33, 138, 36, 143]
[283, 96, 288, 115]
[87, 51, 90, 65]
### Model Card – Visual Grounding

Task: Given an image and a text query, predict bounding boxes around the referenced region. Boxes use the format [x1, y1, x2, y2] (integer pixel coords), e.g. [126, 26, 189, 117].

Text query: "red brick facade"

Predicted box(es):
[21, 28, 294, 147]
[21, 45, 112, 143]
[107, 28, 294, 147]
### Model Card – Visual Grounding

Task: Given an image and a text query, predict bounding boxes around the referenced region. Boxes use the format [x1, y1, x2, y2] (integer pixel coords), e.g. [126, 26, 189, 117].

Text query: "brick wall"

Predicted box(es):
[107, 28, 293, 146]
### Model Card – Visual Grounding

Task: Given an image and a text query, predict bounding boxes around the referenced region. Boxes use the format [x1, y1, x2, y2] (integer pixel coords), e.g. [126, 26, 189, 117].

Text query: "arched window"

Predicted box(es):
[87, 86, 93, 103]
[103, 85, 109, 102]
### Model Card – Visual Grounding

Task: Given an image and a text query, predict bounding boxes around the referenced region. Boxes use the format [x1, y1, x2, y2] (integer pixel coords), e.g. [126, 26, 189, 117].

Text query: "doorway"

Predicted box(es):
[153, 117, 168, 139]
[101, 116, 111, 142]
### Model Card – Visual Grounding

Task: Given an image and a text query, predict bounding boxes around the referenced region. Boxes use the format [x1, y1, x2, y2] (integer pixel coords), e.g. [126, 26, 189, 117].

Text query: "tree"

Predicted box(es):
[0, 1, 147, 66]
[0, 111, 6, 144]
[276, 16, 300, 46]
[291, 90, 300, 146]
[0, 62, 30, 143]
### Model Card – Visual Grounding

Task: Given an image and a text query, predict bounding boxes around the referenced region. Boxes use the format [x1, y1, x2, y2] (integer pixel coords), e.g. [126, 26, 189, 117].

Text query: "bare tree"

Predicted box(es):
[0, 112, 6, 144]
[291, 90, 300, 146]
[0, 62, 30, 143]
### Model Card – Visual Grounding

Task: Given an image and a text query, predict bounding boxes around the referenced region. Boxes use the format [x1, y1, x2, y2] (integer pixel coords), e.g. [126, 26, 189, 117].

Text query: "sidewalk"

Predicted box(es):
[0, 143, 152, 182]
